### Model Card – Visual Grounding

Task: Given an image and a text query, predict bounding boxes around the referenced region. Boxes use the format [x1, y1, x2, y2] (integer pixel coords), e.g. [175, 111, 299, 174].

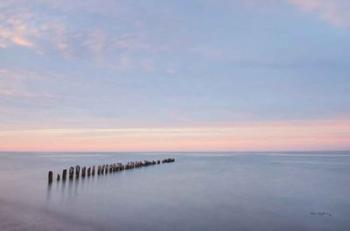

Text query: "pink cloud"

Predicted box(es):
[0, 13, 36, 48]
[240, 0, 350, 28]
[288, 0, 350, 28]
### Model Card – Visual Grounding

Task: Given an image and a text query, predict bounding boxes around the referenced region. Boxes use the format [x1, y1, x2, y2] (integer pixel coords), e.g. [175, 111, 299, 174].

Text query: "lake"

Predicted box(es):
[0, 152, 349, 231]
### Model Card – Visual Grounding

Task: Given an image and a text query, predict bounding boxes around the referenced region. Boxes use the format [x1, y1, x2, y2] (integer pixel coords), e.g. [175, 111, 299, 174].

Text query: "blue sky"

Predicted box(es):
[0, 0, 350, 151]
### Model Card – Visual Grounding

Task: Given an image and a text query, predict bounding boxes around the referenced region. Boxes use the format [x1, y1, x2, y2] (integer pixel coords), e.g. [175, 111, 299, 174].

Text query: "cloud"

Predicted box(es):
[238, 0, 350, 28]
[288, 0, 350, 28]
[0, 68, 43, 80]
[0, 68, 55, 99]
[11, 36, 33, 47]
[0, 0, 187, 74]
[0, 12, 37, 48]
[0, 1, 171, 74]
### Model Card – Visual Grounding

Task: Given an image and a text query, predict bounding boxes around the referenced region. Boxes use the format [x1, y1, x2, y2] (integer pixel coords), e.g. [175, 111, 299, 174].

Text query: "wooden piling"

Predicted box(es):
[82, 166, 86, 178]
[75, 165, 80, 179]
[87, 167, 91, 177]
[57, 174, 60, 182]
[162, 158, 175, 163]
[48, 171, 53, 184]
[62, 169, 67, 181]
[69, 167, 74, 180]
[92, 166, 95, 176]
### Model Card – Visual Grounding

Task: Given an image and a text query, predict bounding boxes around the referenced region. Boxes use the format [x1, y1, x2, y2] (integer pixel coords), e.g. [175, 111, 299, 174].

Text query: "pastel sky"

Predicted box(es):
[0, 0, 350, 152]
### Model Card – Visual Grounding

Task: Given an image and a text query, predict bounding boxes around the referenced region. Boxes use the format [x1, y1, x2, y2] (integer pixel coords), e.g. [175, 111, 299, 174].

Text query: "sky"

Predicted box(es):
[0, 0, 350, 152]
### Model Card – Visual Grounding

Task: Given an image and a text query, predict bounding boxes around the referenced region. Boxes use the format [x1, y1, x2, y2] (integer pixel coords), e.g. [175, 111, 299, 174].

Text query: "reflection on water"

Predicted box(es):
[1, 152, 350, 231]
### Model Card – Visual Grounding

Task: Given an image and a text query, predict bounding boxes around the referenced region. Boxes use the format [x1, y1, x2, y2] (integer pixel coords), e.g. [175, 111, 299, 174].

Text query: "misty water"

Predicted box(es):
[0, 152, 349, 231]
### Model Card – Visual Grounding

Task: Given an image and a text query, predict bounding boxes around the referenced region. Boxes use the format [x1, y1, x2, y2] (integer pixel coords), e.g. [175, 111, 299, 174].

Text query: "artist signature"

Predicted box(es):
[309, 211, 332, 217]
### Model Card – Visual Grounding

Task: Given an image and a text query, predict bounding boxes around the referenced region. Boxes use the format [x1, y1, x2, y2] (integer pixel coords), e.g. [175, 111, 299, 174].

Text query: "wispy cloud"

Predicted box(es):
[288, 0, 350, 28]
[0, 12, 36, 48]
[238, 0, 350, 28]
[0, 0, 171, 72]
[0, 68, 55, 99]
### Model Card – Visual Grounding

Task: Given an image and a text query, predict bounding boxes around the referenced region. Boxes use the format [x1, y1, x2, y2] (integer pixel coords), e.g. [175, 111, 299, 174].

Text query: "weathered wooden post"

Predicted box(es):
[92, 166, 95, 176]
[82, 166, 86, 178]
[75, 165, 80, 179]
[48, 171, 53, 184]
[87, 167, 91, 177]
[57, 174, 60, 182]
[69, 167, 74, 180]
[62, 169, 67, 181]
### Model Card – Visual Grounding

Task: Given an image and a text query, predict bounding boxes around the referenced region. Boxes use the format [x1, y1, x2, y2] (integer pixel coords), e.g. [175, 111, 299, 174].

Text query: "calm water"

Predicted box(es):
[0, 152, 350, 231]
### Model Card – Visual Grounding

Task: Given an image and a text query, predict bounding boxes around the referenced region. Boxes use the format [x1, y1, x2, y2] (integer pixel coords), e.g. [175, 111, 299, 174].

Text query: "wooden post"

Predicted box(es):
[48, 171, 53, 184]
[69, 167, 74, 180]
[57, 174, 60, 182]
[75, 165, 80, 179]
[82, 166, 86, 178]
[92, 166, 95, 176]
[62, 169, 67, 181]
[87, 167, 91, 177]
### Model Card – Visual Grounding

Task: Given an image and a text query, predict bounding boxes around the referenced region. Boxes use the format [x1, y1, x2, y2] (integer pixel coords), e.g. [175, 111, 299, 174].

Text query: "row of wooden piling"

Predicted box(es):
[48, 158, 175, 184]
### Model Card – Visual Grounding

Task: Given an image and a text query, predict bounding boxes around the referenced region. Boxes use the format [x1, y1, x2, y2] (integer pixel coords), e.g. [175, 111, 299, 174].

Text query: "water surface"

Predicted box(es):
[0, 152, 349, 231]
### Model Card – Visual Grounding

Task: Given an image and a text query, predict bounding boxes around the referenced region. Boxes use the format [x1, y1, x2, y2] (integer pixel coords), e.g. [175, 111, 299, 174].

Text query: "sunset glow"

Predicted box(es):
[1, 0, 350, 152]
[1, 119, 349, 152]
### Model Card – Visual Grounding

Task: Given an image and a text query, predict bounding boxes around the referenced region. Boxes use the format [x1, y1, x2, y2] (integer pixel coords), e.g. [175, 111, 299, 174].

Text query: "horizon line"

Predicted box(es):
[1, 150, 350, 154]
